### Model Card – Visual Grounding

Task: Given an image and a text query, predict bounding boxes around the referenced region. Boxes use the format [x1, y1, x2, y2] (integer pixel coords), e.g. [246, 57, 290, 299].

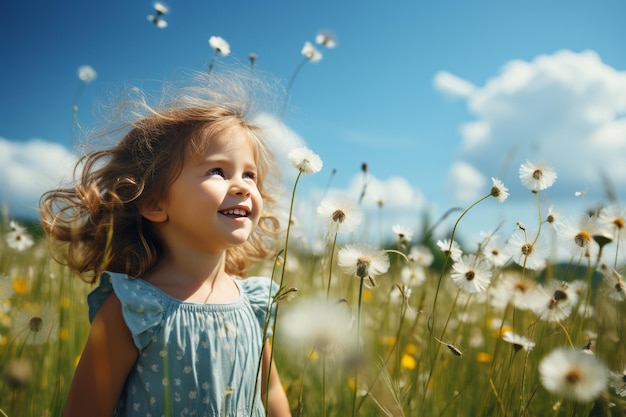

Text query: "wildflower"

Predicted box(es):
[609, 367, 626, 397]
[450, 254, 493, 293]
[408, 245, 434, 268]
[505, 228, 548, 271]
[5, 221, 34, 251]
[392, 224, 413, 248]
[600, 266, 625, 302]
[519, 160, 557, 192]
[1, 273, 14, 304]
[539, 348, 608, 402]
[528, 281, 578, 322]
[208, 36, 230, 56]
[597, 204, 625, 245]
[147, 2, 168, 28]
[401, 353, 416, 370]
[12, 303, 59, 345]
[301, 41, 323, 62]
[546, 205, 562, 230]
[3, 358, 32, 390]
[338, 244, 390, 288]
[558, 215, 599, 258]
[437, 239, 463, 262]
[316, 31, 337, 48]
[280, 297, 354, 354]
[317, 197, 363, 238]
[288, 147, 323, 174]
[490, 177, 509, 203]
[502, 331, 535, 352]
[481, 235, 510, 267]
[489, 271, 535, 311]
[77, 65, 97, 83]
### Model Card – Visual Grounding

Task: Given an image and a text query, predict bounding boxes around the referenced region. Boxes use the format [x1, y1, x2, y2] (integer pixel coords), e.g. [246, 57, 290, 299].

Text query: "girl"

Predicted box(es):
[40, 72, 292, 417]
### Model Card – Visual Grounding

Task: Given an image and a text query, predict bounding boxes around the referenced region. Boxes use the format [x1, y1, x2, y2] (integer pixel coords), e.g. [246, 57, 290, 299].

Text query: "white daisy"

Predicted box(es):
[528, 281, 578, 322]
[519, 160, 557, 192]
[490, 177, 509, 203]
[609, 367, 626, 397]
[450, 254, 493, 293]
[436, 239, 463, 262]
[539, 348, 608, 402]
[408, 245, 434, 268]
[288, 147, 323, 174]
[505, 228, 548, 271]
[502, 331, 535, 352]
[5, 222, 35, 252]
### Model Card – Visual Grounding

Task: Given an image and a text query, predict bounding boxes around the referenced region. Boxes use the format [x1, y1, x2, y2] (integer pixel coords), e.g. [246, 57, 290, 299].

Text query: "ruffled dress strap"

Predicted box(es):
[237, 276, 279, 339]
[87, 271, 165, 351]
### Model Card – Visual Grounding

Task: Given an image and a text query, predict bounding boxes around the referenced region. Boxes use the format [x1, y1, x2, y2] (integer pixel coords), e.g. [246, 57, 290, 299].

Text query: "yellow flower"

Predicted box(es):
[59, 328, 70, 341]
[401, 353, 416, 370]
[404, 343, 418, 355]
[13, 278, 29, 295]
[476, 352, 492, 363]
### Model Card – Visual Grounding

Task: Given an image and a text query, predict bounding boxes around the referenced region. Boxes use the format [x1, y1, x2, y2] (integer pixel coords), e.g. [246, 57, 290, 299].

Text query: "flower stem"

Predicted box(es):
[351, 276, 365, 417]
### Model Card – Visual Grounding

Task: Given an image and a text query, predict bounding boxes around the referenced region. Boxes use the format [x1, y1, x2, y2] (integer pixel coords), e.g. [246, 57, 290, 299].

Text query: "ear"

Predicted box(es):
[140, 201, 168, 223]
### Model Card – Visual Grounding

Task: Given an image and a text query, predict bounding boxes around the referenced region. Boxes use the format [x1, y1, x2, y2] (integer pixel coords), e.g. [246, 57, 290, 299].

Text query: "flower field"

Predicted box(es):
[1, 153, 625, 417]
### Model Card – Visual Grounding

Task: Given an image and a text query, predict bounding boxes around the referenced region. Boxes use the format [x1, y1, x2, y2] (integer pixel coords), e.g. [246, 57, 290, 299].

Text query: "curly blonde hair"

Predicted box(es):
[40, 71, 281, 283]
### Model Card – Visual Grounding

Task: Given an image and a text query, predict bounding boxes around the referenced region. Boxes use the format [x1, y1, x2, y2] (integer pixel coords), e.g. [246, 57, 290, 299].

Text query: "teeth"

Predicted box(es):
[222, 208, 248, 216]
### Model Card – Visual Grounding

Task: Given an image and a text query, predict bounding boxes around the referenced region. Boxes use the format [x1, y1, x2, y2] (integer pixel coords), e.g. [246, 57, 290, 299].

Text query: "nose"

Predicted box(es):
[229, 177, 252, 197]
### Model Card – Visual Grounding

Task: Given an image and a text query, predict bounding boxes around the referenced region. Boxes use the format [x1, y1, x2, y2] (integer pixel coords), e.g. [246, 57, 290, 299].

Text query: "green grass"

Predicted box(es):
[1, 200, 625, 417]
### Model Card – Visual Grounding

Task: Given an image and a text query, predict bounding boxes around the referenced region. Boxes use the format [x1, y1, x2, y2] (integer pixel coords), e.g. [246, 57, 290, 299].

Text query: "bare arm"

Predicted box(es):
[64, 293, 139, 417]
[261, 340, 292, 417]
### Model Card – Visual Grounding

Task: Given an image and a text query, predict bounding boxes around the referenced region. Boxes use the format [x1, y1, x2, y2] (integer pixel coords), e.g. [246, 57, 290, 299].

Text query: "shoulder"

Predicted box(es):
[238, 276, 279, 301]
[88, 271, 166, 350]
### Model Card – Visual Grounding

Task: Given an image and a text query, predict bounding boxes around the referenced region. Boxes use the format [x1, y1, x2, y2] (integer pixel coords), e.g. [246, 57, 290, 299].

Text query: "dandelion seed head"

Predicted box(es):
[316, 31, 337, 48]
[77, 65, 97, 83]
[28, 317, 43, 333]
[317, 197, 363, 237]
[539, 348, 608, 402]
[519, 160, 557, 192]
[288, 147, 323, 174]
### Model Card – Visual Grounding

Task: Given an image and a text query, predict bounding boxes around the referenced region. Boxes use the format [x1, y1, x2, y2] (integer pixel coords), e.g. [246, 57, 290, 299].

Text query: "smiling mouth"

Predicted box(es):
[219, 208, 250, 217]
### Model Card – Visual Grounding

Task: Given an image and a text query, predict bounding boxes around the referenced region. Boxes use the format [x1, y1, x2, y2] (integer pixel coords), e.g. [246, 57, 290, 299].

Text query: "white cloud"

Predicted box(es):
[433, 71, 476, 99]
[289, 173, 429, 246]
[436, 50, 626, 202]
[0, 138, 77, 218]
[253, 112, 305, 182]
[446, 161, 486, 202]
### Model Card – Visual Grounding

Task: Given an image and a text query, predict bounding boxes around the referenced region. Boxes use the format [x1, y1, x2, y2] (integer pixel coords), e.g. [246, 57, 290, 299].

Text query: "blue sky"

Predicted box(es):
[2, 0, 626, 250]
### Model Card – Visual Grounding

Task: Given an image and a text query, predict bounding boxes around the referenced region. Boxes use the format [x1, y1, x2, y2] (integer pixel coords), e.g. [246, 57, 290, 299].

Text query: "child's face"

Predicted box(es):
[153, 125, 263, 254]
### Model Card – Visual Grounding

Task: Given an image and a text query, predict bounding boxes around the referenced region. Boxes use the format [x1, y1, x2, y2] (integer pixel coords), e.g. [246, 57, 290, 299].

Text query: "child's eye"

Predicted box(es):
[244, 171, 257, 181]
[206, 168, 225, 178]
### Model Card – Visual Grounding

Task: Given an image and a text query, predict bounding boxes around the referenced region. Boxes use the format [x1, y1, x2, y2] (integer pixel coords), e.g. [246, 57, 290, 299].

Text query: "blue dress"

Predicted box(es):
[88, 271, 278, 417]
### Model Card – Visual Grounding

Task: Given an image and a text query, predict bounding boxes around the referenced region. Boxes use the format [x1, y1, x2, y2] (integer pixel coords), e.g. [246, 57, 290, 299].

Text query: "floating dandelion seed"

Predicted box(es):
[207, 36, 230, 74]
[490, 177, 509, 203]
[248, 53, 257, 70]
[317, 197, 363, 239]
[301, 41, 323, 62]
[539, 348, 608, 402]
[316, 31, 338, 48]
[147, 2, 168, 28]
[208, 36, 230, 56]
[288, 147, 323, 174]
[450, 254, 493, 293]
[519, 160, 557, 192]
[338, 244, 390, 288]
